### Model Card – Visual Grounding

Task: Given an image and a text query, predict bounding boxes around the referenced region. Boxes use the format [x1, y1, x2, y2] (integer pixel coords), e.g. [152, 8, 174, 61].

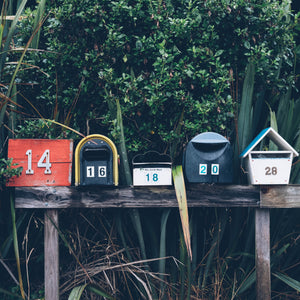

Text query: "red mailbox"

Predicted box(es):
[7, 139, 73, 187]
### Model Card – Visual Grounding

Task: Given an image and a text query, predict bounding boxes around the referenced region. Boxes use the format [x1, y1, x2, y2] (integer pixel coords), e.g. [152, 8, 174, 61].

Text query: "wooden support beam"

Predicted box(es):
[260, 185, 300, 208]
[15, 185, 260, 208]
[44, 209, 59, 300]
[255, 208, 271, 300]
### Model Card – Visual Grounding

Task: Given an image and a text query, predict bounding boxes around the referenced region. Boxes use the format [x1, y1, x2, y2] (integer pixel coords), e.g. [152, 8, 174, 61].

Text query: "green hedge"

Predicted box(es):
[16, 0, 294, 160]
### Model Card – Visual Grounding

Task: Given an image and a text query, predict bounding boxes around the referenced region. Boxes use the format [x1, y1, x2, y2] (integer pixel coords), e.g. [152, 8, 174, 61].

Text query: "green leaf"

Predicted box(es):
[244, 41, 251, 49]
[68, 284, 115, 300]
[172, 165, 192, 260]
[236, 270, 256, 294]
[273, 272, 300, 292]
[30, 0, 46, 48]
[237, 62, 255, 153]
[10, 192, 26, 299]
[68, 284, 87, 300]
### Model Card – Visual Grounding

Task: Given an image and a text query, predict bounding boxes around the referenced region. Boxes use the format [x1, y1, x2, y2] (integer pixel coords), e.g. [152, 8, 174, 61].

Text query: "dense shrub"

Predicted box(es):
[16, 0, 294, 161]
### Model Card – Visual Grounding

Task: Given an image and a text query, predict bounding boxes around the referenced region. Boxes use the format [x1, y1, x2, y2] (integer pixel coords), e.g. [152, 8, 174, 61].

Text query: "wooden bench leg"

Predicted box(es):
[45, 209, 59, 300]
[255, 208, 271, 300]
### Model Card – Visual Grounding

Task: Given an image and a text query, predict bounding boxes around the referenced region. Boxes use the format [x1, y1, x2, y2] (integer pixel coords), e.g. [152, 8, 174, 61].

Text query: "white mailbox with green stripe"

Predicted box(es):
[240, 127, 299, 185]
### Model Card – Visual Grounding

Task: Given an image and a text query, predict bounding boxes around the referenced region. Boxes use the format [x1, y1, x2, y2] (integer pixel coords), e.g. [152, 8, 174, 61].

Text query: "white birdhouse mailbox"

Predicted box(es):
[240, 127, 299, 185]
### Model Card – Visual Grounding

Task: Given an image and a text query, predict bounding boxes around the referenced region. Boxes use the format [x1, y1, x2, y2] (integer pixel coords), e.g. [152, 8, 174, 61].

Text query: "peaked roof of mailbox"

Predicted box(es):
[240, 127, 299, 158]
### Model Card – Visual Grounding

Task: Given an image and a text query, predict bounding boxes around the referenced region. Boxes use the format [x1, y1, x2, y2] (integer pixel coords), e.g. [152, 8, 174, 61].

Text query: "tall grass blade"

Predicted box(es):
[30, 0, 46, 48]
[159, 208, 171, 294]
[237, 61, 255, 153]
[87, 285, 115, 299]
[236, 269, 256, 295]
[234, 62, 255, 182]
[191, 211, 198, 272]
[0, 0, 28, 75]
[178, 227, 187, 300]
[0, 2, 6, 48]
[269, 106, 278, 151]
[0, 287, 23, 299]
[45, 119, 85, 138]
[170, 109, 184, 160]
[6, 14, 47, 99]
[116, 211, 133, 261]
[68, 284, 115, 300]
[116, 98, 132, 185]
[68, 284, 87, 300]
[129, 209, 147, 260]
[10, 191, 26, 299]
[8, 84, 17, 138]
[172, 165, 192, 260]
[1, 211, 27, 258]
[202, 210, 227, 288]
[273, 272, 300, 292]
[1, 9, 47, 148]
[277, 88, 293, 140]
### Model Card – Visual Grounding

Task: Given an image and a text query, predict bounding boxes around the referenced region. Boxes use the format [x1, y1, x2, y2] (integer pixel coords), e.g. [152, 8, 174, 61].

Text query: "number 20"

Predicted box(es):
[26, 149, 52, 175]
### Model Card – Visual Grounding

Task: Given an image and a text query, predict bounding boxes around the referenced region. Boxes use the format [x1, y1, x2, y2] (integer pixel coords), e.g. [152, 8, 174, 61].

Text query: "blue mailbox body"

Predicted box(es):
[183, 132, 233, 183]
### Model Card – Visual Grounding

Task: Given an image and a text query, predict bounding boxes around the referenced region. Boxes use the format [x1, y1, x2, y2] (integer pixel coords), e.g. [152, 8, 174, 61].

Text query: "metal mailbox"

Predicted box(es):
[240, 127, 299, 185]
[132, 151, 172, 186]
[75, 134, 118, 186]
[183, 132, 233, 183]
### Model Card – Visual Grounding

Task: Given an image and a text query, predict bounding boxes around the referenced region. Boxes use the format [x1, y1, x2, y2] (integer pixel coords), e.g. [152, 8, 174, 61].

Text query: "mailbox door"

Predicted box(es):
[79, 140, 113, 186]
[133, 165, 172, 186]
[247, 152, 293, 185]
[81, 159, 112, 185]
[184, 136, 233, 183]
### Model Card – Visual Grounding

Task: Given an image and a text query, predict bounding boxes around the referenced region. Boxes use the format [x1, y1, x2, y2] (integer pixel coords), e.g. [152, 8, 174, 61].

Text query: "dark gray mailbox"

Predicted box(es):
[75, 134, 119, 186]
[183, 132, 233, 183]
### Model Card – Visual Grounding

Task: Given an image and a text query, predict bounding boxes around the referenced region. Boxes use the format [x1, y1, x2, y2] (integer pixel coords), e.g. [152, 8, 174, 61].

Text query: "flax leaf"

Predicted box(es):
[172, 165, 192, 260]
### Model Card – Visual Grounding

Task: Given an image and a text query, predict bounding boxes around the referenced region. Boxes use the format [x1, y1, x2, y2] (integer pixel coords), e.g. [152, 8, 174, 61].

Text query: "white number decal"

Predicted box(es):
[265, 166, 277, 176]
[87, 166, 95, 177]
[38, 150, 52, 174]
[26, 149, 52, 175]
[146, 173, 158, 182]
[98, 166, 107, 177]
[25, 149, 34, 174]
[199, 164, 207, 175]
[211, 164, 219, 175]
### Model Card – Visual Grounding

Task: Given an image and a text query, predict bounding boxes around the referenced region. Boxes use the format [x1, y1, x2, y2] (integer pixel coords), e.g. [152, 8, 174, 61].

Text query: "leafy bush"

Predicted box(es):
[15, 0, 294, 163]
[3, 2, 300, 299]
[0, 158, 23, 188]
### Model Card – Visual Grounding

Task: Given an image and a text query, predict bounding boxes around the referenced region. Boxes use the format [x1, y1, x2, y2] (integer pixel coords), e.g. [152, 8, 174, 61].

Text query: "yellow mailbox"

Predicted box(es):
[75, 134, 119, 186]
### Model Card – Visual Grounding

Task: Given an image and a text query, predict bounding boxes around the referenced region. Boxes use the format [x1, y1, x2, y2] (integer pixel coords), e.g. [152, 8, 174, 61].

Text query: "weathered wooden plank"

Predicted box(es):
[44, 209, 59, 300]
[255, 208, 271, 300]
[14, 185, 260, 208]
[260, 185, 300, 208]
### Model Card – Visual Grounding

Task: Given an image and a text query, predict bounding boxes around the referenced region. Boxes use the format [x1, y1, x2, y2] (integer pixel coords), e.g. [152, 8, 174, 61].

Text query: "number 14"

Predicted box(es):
[26, 149, 52, 175]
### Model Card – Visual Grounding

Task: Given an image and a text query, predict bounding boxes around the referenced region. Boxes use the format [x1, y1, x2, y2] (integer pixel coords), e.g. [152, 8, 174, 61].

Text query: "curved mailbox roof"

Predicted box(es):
[191, 132, 229, 144]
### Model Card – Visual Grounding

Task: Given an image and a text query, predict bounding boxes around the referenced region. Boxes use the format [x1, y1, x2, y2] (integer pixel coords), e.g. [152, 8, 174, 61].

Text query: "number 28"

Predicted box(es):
[265, 166, 277, 176]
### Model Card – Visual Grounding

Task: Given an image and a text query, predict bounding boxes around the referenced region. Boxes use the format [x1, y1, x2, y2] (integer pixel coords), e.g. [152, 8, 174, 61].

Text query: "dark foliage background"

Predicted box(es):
[1, 0, 300, 299]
